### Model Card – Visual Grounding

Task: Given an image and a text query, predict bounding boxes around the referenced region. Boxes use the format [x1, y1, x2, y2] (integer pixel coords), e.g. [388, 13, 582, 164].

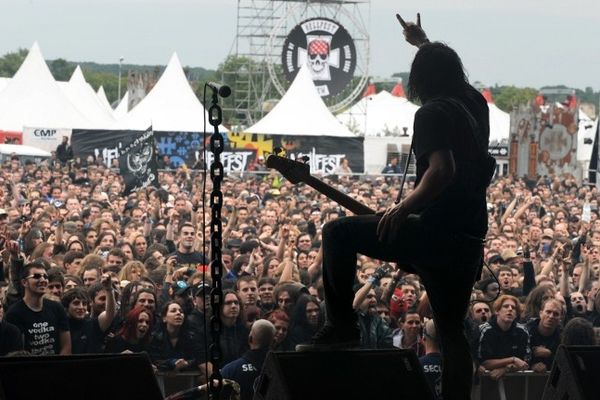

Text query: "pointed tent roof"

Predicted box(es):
[96, 86, 114, 114]
[337, 90, 419, 137]
[113, 53, 225, 132]
[113, 92, 129, 120]
[0, 42, 92, 131]
[246, 66, 353, 137]
[59, 66, 116, 128]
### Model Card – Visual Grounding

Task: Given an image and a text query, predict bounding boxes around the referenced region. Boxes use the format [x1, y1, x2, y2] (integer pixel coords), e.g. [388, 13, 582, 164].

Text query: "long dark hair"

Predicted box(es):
[407, 42, 469, 103]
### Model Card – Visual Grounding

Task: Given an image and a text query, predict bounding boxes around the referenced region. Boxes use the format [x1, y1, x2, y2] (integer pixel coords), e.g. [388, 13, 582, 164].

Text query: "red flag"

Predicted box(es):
[391, 83, 406, 98]
[363, 83, 376, 97]
[482, 88, 494, 103]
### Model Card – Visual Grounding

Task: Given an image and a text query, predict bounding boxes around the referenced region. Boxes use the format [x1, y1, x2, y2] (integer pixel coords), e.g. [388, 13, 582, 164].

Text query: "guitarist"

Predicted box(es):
[297, 13, 493, 400]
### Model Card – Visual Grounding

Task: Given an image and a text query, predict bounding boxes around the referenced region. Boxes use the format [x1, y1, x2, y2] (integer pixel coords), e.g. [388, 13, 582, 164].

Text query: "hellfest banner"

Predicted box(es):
[71, 130, 364, 175]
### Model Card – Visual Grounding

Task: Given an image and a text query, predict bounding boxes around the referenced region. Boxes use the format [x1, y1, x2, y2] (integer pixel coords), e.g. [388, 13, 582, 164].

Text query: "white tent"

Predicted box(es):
[0, 77, 9, 95]
[59, 66, 116, 128]
[481, 89, 510, 144]
[113, 53, 225, 132]
[113, 91, 129, 120]
[0, 42, 91, 131]
[96, 86, 114, 115]
[577, 109, 598, 165]
[488, 102, 510, 143]
[246, 66, 353, 137]
[337, 90, 419, 137]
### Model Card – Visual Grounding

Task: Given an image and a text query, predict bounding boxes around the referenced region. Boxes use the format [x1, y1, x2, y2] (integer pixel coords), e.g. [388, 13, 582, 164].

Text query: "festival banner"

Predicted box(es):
[73, 129, 364, 175]
[155, 130, 364, 174]
[22, 127, 72, 153]
[230, 132, 364, 175]
[71, 129, 140, 168]
[119, 127, 159, 195]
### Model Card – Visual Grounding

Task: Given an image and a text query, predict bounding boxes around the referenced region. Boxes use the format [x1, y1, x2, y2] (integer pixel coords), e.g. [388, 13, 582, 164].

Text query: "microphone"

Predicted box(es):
[206, 81, 231, 98]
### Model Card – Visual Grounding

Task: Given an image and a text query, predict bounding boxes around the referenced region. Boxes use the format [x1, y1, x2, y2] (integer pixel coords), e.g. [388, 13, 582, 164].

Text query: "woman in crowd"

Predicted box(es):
[148, 301, 203, 371]
[106, 305, 153, 353]
[288, 294, 324, 348]
[266, 309, 292, 351]
[132, 233, 148, 261]
[61, 276, 115, 353]
[118, 260, 148, 284]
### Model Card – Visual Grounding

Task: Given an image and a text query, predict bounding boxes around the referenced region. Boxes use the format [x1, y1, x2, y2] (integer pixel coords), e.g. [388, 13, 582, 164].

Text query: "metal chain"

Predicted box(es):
[208, 92, 224, 399]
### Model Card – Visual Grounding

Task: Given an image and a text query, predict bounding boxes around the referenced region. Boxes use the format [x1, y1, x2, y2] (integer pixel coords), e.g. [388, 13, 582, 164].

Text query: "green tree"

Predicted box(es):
[49, 58, 75, 81]
[84, 71, 123, 106]
[0, 48, 28, 77]
[492, 86, 538, 112]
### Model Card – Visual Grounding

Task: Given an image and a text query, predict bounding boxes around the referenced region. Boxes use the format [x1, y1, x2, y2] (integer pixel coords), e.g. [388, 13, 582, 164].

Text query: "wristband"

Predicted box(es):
[367, 276, 379, 286]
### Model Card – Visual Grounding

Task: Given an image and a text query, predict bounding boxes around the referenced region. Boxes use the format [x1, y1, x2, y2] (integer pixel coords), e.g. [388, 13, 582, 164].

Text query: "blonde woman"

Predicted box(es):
[118, 260, 147, 285]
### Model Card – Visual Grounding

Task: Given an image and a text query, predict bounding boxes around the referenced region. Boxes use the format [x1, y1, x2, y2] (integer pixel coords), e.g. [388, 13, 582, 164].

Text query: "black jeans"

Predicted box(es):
[322, 214, 482, 400]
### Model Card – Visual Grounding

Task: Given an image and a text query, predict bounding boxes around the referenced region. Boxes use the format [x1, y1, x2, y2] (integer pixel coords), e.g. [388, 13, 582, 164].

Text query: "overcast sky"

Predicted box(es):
[1, 0, 599, 91]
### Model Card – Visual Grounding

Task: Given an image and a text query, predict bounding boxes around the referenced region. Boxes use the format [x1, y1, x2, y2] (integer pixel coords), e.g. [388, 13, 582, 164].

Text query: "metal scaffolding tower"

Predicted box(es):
[223, 0, 370, 129]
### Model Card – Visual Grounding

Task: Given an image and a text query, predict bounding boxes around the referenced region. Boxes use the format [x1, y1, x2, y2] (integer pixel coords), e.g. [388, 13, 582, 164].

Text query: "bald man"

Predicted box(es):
[221, 319, 275, 400]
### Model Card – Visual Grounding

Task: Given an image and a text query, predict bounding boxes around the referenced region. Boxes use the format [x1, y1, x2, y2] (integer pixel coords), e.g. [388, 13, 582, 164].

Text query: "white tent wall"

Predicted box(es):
[337, 91, 419, 137]
[363, 135, 412, 174]
[113, 92, 129, 120]
[0, 77, 9, 94]
[488, 102, 510, 143]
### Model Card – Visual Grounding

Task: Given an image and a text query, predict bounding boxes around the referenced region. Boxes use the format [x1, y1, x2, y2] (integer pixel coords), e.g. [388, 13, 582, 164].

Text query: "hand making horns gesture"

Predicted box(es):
[396, 13, 429, 48]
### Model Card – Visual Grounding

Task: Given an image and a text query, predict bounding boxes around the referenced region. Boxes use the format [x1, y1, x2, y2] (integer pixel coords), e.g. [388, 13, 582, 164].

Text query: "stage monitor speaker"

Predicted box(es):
[254, 349, 434, 400]
[542, 345, 600, 400]
[0, 353, 163, 400]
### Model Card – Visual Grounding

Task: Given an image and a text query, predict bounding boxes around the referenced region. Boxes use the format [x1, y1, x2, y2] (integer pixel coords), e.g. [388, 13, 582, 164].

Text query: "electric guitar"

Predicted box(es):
[266, 154, 375, 215]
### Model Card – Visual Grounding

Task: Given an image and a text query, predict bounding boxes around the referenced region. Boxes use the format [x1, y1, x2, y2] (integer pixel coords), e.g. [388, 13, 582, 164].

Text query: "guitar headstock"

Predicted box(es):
[266, 154, 310, 184]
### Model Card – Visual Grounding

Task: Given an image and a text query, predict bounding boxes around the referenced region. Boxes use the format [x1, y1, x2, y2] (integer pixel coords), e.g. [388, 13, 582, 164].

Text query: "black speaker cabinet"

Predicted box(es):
[542, 345, 600, 400]
[0, 353, 163, 400]
[254, 349, 434, 400]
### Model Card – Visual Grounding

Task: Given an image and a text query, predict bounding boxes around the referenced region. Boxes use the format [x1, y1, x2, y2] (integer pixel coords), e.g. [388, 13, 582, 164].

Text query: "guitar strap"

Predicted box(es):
[394, 136, 414, 205]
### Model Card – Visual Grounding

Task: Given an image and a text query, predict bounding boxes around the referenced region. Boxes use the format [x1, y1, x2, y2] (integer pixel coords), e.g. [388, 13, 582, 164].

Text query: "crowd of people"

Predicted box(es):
[0, 147, 599, 399]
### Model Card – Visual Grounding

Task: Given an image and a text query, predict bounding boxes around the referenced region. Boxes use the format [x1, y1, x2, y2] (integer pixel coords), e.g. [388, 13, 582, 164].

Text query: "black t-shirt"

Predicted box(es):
[170, 250, 208, 271]
[419, 352, 443, 400]
[5, 299, 69, 355]
[413, 88, 490, 237]
[525, 318, 561, 369]
[69, 317, 106, 354]
[0, 321, 23, 356]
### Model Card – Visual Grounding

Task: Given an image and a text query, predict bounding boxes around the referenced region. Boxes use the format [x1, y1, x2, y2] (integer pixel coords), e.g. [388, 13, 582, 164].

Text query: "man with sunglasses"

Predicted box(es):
[5, 262, 71, 355]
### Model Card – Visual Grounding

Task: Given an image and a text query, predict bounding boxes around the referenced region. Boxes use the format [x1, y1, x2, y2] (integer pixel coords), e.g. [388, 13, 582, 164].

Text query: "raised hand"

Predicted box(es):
[396, 13, 429, 47]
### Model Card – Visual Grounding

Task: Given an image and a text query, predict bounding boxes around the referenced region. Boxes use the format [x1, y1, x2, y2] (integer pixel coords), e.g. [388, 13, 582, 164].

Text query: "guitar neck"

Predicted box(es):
[303, 175, 375, 215]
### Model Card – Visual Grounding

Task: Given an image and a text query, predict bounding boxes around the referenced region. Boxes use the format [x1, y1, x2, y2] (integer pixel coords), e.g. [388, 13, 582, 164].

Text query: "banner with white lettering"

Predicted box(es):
[23, 127, 72, 153]
[119, 127, 159, 195]
[155, 131, 364, 174]
[73, 129, 364, 175]
[71, 129, 139, 168]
